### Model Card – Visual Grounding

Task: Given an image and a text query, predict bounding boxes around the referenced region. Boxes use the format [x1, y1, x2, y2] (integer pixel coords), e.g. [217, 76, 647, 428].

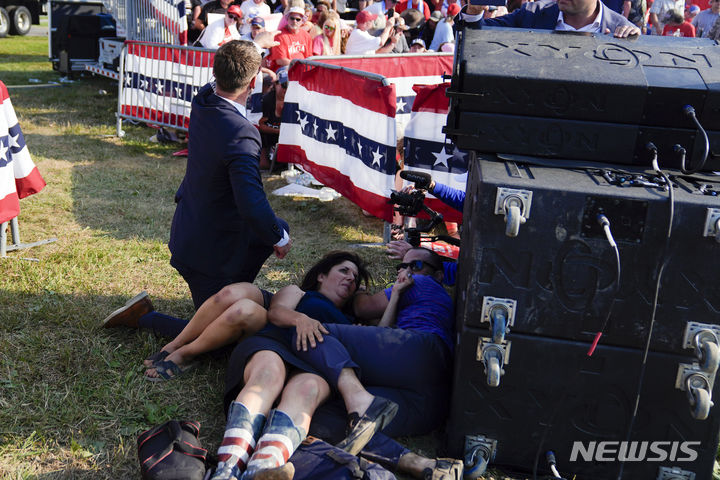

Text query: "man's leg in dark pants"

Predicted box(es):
[138, 263, 236, 338]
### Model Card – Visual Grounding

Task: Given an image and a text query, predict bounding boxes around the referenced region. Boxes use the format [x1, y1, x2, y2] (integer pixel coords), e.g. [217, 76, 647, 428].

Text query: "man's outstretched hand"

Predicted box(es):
[254, 30, 281, 49]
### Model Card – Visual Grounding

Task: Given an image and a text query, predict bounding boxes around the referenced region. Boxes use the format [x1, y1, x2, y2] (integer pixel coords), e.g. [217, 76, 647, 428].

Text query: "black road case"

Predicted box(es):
[448, 154, 720, 479]
[445, 29, 720, 170]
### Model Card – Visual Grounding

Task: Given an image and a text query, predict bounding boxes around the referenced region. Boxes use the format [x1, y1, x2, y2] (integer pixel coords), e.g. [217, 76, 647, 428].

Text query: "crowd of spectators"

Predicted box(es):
[185, 0, 720, 52]
[186, 0, 475, 53]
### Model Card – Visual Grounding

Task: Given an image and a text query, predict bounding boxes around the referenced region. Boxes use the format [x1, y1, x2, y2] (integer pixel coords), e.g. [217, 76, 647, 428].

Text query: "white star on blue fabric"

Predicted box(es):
[312, 120, 318, 136]
[452, 145, 467, 161]
[0, 139, 8, 164]
[192, 88, 199, 96]
[9, 132, 21, 149]
[125, 74, 132, 86]
[155, 80, 164, 94]
[299, 114, 309, 131]
[140, 78, 149, 90]
[396, 98, 406, 113]
[432, 147, 453, 168]
[371, 148, 383, 167]
[325, 124, 337, 141]
[175, 86, 183, 97]
[357, 140, 363, 157]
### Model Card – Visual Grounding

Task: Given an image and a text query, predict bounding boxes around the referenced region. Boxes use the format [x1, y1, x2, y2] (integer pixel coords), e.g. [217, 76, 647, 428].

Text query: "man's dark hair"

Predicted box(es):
[301, 251, 370, 292]
[213, 40, 261, 92]
[409, 246, 443, 271]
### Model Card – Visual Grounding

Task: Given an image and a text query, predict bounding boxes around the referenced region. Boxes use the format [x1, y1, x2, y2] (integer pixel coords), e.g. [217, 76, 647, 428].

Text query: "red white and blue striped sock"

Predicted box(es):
[212, 402, 265, 480]
[241, 409, 305, 479]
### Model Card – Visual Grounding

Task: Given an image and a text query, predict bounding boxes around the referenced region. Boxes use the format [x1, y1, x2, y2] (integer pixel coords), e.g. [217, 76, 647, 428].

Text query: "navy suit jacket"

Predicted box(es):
[169, 83, 287, 280]
[476, 0, 635, 32]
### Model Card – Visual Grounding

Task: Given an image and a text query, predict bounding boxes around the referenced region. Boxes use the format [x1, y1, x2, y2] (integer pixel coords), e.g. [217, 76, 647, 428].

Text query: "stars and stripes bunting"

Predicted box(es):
[0, 81, 46, 224]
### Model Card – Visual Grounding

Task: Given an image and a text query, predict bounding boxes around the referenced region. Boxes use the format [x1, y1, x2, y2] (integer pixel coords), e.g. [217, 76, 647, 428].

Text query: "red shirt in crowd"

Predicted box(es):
[266, 26, 313, 71]
[662, 21, 696, 36]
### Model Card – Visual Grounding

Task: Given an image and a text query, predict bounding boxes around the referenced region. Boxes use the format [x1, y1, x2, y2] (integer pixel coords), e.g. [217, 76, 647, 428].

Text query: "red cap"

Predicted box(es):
[355, 10, 378, 24]
[227, 5, 243, 17]
[446, 3, 460, 17]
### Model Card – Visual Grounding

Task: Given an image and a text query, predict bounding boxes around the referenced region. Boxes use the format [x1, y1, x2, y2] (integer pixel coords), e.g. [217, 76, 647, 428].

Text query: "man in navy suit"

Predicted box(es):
[463, 0, 641, 37]
[168, 40, 291, 308]
[104, 40, 290, 336]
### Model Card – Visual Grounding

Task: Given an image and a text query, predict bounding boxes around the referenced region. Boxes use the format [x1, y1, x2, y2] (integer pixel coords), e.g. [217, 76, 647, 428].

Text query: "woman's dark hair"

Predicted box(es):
[300, 251, 370, 292]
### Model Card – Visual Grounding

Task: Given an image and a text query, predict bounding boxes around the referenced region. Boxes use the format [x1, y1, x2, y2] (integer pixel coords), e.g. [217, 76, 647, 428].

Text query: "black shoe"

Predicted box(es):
[335, 396, 398, 455]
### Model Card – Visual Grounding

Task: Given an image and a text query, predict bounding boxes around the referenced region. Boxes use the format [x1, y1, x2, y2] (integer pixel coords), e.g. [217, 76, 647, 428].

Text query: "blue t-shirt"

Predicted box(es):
[384, 274, 454, 350]
[258, 290, 352, 340]
[296, 290, 353, 325]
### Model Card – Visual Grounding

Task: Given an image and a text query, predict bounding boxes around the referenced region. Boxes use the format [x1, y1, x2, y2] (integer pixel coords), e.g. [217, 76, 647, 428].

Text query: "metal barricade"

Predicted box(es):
[101, 0, 187, 44]
[116, 41, 214, 136]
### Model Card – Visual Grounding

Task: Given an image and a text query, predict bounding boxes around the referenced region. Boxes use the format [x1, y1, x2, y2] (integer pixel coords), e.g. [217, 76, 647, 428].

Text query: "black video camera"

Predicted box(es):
[390, 189, 426, 217]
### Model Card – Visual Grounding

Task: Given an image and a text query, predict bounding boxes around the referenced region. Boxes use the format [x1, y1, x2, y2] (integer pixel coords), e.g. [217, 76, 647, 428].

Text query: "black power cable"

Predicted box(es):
[680, 105, 710, 174]
[616, 144, 675, 480]
[532, 213, 622, 480]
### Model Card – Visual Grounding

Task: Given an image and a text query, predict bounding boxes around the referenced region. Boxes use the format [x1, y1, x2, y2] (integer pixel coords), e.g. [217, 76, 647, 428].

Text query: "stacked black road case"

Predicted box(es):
[445, 29, 720, 480]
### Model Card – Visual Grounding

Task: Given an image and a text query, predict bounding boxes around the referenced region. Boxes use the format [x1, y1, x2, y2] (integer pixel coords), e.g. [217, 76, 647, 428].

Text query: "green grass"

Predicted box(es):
[9, 31, 717, 480]
[0, 33, 398, 479]
[0, 32, 470, 479]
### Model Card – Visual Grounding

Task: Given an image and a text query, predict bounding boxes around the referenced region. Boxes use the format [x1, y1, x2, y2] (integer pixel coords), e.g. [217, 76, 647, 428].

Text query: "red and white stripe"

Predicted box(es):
[247, 433, 295, 468]
[217, 427, 257, 467]
[403, 83, 467, 223]
[278, 63, 397, 221]
[120, 42, 215, 130]
[0, 81, 46, 224]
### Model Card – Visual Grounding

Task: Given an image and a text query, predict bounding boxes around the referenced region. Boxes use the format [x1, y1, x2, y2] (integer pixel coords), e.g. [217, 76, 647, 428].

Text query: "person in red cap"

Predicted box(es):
[345, 10, 399, 54]
[428, 3, 458, 50]
[266, 6, 314, 71]
[199, 5, 244, 49]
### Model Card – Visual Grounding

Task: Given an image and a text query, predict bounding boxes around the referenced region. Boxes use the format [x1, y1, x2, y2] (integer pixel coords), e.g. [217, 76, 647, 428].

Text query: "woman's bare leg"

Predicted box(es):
[145, 297, 268, 378]
[143, 282, 263, 366]
[212, 351, 288, 480]
[242, 373, 330, 480]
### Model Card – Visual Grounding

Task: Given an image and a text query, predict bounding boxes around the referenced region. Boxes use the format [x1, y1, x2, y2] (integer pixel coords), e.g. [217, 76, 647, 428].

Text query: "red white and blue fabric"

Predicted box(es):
[246, 70, 264, 126]
[309, 54, 453, 138]
[141, 0, 189, 45]
[277, 63, 397, 222]
[276, 54, 453, 222]
[403, 83, 466, 223]
[0, 81, 46, 224]
[120, 42, 215, 129]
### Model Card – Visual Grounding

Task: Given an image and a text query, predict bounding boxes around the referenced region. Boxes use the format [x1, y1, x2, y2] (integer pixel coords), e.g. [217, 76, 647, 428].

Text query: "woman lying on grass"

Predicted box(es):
[104, 249, 462, 479]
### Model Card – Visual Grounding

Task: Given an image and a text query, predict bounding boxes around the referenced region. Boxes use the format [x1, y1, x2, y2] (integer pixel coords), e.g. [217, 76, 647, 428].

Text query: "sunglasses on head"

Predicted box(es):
[396, 260, 437, 272]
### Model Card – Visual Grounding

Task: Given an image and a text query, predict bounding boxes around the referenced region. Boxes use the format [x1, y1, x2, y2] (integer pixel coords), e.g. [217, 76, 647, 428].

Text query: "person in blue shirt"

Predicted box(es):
[280, 246, 461, 479]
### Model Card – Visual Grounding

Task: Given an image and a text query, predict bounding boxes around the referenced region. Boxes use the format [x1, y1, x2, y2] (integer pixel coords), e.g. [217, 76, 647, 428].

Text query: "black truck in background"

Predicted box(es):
[0, 0, 44, 37]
